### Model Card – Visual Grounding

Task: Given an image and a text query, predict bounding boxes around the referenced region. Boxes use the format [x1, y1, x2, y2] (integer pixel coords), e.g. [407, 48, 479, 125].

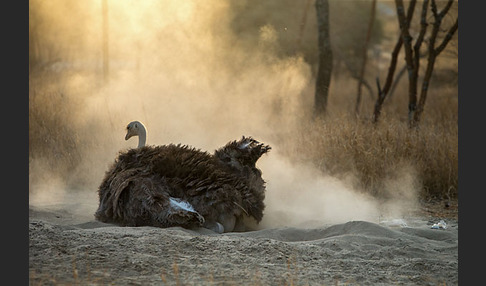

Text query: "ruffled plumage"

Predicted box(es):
[95, 130, 270, 233]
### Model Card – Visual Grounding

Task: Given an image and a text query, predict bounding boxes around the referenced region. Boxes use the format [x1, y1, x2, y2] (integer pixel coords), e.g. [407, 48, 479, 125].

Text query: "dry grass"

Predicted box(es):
[280, 68, 458, 200]
[28, 69, 458, 201]
[29, 72, 81, 185]
[279, 113, 457, 199]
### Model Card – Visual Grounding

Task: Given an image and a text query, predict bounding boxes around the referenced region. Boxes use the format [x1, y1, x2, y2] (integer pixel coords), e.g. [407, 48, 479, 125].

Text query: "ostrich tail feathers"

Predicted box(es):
[215, 136, 271, 168]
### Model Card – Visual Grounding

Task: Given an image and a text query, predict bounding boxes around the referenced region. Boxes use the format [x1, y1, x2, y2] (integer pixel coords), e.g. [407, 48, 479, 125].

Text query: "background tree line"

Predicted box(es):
[230, 0, 457, 127]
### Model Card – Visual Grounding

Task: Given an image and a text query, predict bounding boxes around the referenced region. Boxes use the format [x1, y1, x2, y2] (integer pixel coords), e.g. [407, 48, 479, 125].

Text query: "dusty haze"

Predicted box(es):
[29, 0, 419, 228]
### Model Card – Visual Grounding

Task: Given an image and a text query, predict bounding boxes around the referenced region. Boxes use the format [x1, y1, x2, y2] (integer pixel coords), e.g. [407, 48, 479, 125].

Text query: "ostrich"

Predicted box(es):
[94, 121, 271, 233]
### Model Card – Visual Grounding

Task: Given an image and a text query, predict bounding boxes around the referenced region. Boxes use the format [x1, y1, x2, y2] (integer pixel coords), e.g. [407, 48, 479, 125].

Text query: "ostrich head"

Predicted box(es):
[125, 121, 147, 148]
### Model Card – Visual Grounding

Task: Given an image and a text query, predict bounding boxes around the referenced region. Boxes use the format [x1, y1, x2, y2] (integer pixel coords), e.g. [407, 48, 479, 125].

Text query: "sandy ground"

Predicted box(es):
[29, 192, 458, 286]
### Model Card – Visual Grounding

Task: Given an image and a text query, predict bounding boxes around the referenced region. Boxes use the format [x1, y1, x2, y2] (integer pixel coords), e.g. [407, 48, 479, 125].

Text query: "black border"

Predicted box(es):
[457, 0, 480, 284]
[6, 0, 29, 283]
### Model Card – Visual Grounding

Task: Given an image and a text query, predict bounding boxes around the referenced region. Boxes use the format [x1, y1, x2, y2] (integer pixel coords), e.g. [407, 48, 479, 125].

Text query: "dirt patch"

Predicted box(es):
[29, 201, 457, 285]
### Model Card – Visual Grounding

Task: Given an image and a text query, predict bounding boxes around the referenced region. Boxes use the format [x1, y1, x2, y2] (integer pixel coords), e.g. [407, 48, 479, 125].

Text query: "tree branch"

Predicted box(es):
[437, 0, 454, 19]
[412, 0, 457, 127]
[355, 0, 377, 117]
[435, 18, 458, 56]
[395, 0, 419, 126]
[372, 0, 417, 123]
[314, 0, 333, 117]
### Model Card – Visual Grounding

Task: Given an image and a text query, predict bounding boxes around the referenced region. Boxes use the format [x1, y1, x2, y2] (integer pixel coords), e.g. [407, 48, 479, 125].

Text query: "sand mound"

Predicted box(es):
[29, 204, 457, 285]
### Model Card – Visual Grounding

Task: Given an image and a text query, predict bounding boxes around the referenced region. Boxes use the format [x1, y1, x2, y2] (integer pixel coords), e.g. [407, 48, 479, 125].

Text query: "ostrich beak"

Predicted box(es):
[125, 132, 132, 140]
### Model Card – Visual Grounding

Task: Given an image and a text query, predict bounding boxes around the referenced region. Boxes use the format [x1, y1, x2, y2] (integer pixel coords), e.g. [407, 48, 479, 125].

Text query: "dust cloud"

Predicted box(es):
[259, 151, 381, 228]
[29, 0, 419, 228]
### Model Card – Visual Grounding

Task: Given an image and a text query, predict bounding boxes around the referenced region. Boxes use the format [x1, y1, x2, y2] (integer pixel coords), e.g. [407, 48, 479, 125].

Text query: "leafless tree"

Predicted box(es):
[411, 0, 457, 127]
[355, 0, 377, 117]
[373, 0, 417, 124]
[314, 0, 333, 117]
[373, 0, 457, 128]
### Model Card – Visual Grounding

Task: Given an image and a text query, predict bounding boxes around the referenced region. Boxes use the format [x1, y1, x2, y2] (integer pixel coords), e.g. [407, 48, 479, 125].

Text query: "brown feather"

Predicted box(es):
[95, 137, 270, 232]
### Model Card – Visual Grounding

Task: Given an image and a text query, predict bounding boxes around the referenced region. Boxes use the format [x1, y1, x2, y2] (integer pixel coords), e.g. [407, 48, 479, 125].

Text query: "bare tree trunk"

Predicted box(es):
[314, 0, 333, 117]
[389, 50, 430, 100]
[102, 0, 109, 84]
[355, 0, 376, 117]
[395, 0, 418, 126]
[374, 0, 456, 127]
[406, 0, 430, 125]
[395, 0, 457, 128]
[372, 0, 416, 123]
[388, 64, 406, 100]
[412, 0, 457, 127]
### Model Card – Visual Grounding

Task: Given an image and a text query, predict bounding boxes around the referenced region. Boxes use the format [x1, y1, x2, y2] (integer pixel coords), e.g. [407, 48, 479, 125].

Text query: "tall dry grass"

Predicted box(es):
[28, 70, 102, 188]
[279, 114, 457, 199]
[29, 72, 80, 185]
[278, 73, 458, 200]
[28, 70, 458, 201]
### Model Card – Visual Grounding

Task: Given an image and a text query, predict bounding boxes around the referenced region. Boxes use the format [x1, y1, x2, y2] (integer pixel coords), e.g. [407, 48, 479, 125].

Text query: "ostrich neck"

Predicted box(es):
[137, 127, 147, 148]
